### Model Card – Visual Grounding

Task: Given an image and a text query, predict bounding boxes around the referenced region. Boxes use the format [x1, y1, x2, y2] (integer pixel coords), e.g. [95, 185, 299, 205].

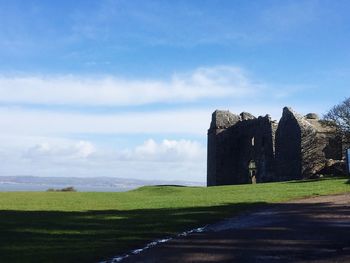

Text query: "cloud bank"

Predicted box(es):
[0, 66, 262, 106]
[120, 139, 205, 162]
[24, 141, 96, 160]
[0, 107, 211, 135]
[1, 137, 206, 181]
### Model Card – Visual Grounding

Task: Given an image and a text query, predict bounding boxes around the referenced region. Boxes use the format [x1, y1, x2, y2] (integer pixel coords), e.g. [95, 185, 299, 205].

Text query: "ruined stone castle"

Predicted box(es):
[207, 107, 344, 186]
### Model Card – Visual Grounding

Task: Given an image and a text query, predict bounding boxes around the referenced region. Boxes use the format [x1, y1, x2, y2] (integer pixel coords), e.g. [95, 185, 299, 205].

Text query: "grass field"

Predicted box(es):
[0, 177, 349, 263]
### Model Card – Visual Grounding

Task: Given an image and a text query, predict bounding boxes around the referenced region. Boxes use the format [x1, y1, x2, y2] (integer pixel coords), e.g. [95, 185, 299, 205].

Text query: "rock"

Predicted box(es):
[209, 110, 240, 130]
[240, 112, 256, 121]
[318, 159, 347, 176]
[305, 113, 319, 119]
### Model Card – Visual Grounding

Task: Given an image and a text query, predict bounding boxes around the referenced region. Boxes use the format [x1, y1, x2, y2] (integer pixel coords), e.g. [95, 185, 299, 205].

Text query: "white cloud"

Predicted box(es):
[0, 107, 211, 136]
[24, 140, 96, 161]
[0, 66, 262, 106]
[120, 139, 205, 162]
[22, 138, 205, 164]
[0, 136, 206, 182]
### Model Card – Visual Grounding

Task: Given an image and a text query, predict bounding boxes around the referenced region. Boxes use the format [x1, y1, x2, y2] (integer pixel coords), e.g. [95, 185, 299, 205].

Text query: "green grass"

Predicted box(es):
[0, 177, 349, 263]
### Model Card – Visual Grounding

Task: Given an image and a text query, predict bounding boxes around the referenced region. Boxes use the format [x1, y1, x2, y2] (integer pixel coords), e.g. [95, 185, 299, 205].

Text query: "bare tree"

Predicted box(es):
[323, 97, 350, 145]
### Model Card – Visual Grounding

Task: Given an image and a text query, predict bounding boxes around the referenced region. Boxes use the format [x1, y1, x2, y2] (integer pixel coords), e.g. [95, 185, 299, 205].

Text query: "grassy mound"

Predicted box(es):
[0, 177, 349, 262]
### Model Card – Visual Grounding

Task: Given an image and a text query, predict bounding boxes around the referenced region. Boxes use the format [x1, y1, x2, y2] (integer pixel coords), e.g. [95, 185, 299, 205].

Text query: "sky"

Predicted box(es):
[0, 0, 349, 182]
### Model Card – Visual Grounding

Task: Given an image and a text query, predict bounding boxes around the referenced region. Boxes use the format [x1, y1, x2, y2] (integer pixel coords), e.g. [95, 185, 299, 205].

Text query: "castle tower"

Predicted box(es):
[207, 110, 276, 186]
[207, 110, 240, 186]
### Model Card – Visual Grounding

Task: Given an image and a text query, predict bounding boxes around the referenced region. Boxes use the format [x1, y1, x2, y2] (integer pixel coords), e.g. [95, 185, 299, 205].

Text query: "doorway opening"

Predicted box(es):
[248, 160, 257, 184]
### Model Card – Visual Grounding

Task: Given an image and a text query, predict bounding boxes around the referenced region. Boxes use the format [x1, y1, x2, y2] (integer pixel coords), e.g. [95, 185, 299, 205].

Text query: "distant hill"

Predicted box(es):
[0, 176, 204, 192]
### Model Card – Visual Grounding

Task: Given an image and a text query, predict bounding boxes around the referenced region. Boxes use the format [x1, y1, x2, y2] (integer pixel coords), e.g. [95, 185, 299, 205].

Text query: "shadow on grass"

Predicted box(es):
[284, 179, 322, 184]
[120, 201, 350, 263]
[285, 176, 349, 184]
[152, 185, 188, 187]
[0, 202, 266, 263]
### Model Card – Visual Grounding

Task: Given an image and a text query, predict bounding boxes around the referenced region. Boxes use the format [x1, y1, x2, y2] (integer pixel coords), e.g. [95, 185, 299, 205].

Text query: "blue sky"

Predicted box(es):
[0, 0, 349, 182]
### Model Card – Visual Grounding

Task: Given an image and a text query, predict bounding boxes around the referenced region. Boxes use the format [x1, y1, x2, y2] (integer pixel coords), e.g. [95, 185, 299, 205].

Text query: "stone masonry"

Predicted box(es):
[207, 107, 343, 186]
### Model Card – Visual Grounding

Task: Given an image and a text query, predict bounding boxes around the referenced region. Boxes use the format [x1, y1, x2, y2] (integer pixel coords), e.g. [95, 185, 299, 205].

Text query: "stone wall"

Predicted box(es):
[275, 107, 312, 180]
[207, 110, 276, 186]
[207, 110, 240, 186]
[275, 107, 343, 180]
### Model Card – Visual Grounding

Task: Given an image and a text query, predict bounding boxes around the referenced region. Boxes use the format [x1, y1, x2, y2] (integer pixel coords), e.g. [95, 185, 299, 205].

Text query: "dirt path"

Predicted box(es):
[119, 193, 350, 263]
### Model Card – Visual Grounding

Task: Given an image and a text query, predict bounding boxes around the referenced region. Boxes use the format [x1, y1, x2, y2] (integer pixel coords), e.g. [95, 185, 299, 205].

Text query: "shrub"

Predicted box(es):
[46, 186, 77, 192]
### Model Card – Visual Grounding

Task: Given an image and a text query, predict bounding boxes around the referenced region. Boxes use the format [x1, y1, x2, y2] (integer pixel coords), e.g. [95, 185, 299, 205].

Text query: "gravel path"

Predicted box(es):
[118, 193, 350, 263]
